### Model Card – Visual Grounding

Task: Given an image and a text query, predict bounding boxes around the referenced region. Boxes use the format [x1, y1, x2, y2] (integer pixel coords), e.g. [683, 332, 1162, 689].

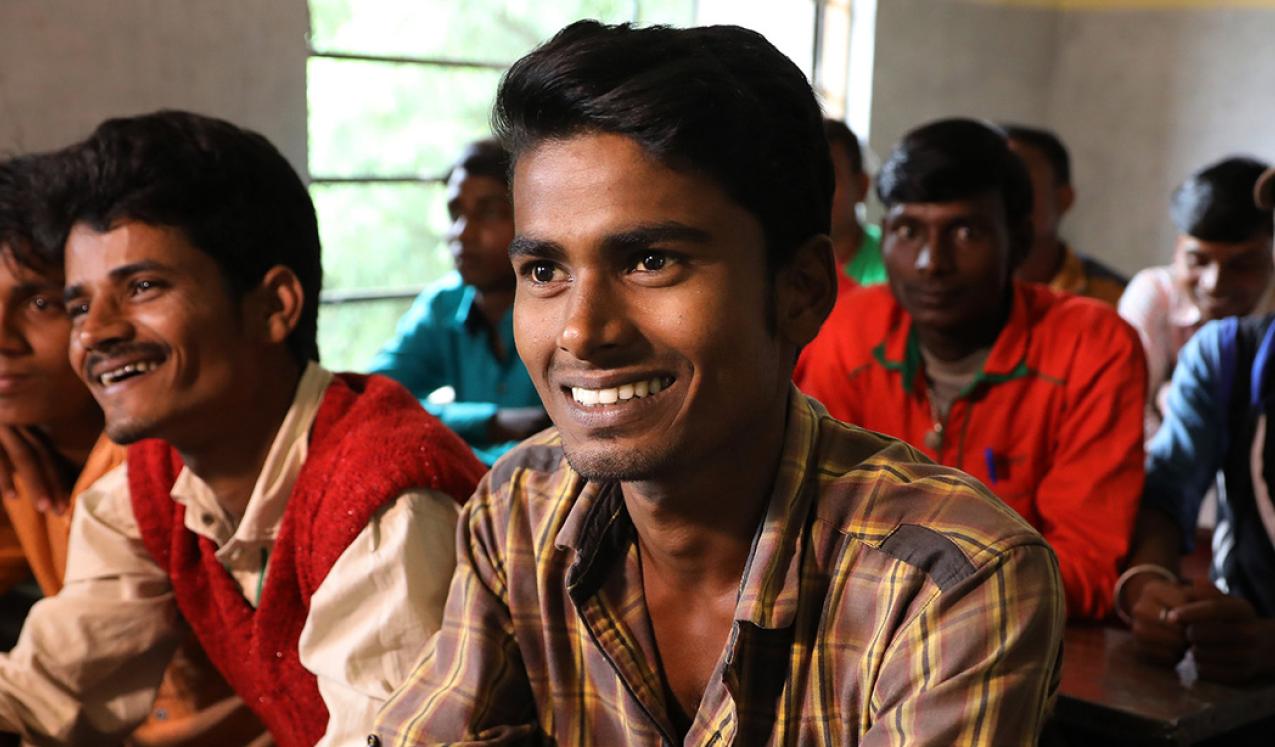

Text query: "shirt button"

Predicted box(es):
[367, 736, 382, 747]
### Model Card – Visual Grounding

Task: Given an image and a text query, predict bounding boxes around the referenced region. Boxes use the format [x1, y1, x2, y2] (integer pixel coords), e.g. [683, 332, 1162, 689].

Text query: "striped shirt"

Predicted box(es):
[374, 390, 1065, 746]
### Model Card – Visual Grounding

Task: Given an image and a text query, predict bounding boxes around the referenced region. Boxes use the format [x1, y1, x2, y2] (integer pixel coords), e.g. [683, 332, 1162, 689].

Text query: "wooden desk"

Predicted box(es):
[1054, 624, 1275, 745]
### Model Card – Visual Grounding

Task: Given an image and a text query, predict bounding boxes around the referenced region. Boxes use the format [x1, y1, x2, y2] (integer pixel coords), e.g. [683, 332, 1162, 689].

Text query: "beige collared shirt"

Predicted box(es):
[0, 363, 460, 746]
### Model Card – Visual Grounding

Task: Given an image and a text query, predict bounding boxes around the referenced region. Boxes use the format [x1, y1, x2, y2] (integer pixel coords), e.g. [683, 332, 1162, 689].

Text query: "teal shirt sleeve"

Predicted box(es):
[368, 287, 498, 444]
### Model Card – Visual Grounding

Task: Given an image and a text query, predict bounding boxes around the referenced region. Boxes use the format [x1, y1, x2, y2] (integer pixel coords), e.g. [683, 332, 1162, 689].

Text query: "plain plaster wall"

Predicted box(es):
[1051, 9, 1275, 275]
[865, 0, 1275, 278]
[0, 0, 309, 176]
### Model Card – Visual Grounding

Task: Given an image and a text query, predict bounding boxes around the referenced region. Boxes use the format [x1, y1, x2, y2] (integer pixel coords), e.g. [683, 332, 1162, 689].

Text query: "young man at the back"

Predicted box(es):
[1002, 125, 1126, 305]
[371, 140, 547, 465]
[375, 22, 1064, 746]
[825, 118, 883, 287]
[798, 119, 1146, 621]
[0, 111, 484, 746]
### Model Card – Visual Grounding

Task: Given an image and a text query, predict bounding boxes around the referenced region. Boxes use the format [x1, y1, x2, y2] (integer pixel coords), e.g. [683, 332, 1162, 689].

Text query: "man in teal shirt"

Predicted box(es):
[824, 118, 884, 286]
[371, 140, 547, 464]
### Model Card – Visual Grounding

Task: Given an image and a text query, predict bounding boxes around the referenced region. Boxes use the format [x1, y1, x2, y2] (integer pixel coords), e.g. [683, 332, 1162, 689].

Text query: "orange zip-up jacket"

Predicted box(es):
[796, 281, 1146, 620]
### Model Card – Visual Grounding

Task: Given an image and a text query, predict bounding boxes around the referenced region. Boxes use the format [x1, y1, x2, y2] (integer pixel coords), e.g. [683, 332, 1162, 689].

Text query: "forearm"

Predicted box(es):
[0, 585, 181, 745]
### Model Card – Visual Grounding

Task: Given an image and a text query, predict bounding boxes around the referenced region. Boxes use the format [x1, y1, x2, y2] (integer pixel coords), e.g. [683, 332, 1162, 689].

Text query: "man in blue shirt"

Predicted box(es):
[1117, 166, 1275, 684]
[370, 140, 546, 464]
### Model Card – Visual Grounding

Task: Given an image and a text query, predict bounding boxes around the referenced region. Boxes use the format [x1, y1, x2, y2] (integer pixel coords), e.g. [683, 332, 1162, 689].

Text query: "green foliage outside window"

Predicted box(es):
[308, 0, 694, 370]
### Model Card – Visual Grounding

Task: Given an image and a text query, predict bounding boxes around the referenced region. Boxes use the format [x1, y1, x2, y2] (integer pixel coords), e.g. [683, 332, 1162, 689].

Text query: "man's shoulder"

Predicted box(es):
[809, 412, 1048, 580]
[1022, 282, 1142, 359]
[1075, 251, 1129, 287]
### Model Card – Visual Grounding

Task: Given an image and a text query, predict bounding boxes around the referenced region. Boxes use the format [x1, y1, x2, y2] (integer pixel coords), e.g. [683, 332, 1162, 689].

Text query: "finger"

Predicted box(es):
[1184, 576, 1225, 601]
[0, 428, 23, 499]
[1186, 620, 1256, 647]
[1137, 581, 1193, 612]
[1171, 596, 1256, 625]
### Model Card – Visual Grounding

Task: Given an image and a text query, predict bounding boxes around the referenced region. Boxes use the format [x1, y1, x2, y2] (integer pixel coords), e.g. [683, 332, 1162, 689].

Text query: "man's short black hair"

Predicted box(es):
[492, 20, 832, 267]
[1170, 156, 1273, 243]
[877, 118, 1033, 230]
[1001, 124, 1071, 186]
[34, 110, 322, 364]
[823, 119, 864, 175]
[0, 154, 59, 275]
[447, 139, 511, 184]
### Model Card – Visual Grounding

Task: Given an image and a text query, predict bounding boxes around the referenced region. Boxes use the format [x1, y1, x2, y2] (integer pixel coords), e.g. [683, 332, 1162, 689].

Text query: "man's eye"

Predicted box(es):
[131, 279, 159, 295]
[67, 301, 89, 320]
[530, 262, 558, 283]
[892, 224, 918, 241]
[31, 296, 61, 313]
[635, 253, 668, 272]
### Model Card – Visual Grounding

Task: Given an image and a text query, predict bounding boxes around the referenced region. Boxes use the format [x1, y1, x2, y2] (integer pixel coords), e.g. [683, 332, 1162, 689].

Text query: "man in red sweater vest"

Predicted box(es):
[0, 111, 485, 746]
[796, 119, 1147, 620]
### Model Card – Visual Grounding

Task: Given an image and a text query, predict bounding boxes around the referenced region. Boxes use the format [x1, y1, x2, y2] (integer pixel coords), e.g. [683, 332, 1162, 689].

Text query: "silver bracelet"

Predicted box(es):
[1113, 563, 1178, 625]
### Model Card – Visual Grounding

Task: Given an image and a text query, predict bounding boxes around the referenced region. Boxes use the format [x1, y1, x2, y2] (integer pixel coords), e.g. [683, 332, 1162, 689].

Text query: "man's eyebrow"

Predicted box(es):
[64, 260, 173, 302]
[599, 222, 712, 253]
[508, 236, 566, 260]
[508, 222, 711, 261]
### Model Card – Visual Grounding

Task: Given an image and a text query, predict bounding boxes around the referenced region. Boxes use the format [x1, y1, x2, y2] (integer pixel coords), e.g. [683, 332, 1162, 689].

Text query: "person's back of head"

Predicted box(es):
[34, 110, 323, 365]
[823, 118, 865, 176]
[877, 118, 1033, 230]
[1171, 156, 1273, 243]
[0, 154, 56, 274]
[1000, 124, 1071, 187]
[492, 20, 833, 269]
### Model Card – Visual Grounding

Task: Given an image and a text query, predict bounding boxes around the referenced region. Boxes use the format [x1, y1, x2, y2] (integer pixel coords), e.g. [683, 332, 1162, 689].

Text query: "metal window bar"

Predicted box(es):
[310, 0, 700, 308]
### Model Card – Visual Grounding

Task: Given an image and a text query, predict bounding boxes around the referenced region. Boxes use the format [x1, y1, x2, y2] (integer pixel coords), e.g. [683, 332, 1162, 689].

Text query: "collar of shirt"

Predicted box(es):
[170, 362, 334, 560]
[551, 386, 819, 633]
[1048, 244, 1086, 296]
[872, 281, 1035, 397]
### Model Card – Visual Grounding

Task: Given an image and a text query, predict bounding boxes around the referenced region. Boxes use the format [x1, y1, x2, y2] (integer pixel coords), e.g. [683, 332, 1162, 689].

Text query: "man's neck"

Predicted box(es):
[1017, 237, 1066, 285]
[830, 220, 865, 267]
[621, 389, 789, 595]
[175, 359, 305, 519]
[473, 286, 515, 329]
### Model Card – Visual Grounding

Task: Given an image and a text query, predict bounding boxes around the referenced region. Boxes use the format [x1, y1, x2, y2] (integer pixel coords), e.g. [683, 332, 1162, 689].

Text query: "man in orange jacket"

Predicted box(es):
[797, 118, 1147, 620]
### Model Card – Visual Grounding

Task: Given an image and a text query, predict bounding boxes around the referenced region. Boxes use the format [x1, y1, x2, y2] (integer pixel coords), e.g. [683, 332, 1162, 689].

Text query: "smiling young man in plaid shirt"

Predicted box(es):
[373, 21, 1065, 746]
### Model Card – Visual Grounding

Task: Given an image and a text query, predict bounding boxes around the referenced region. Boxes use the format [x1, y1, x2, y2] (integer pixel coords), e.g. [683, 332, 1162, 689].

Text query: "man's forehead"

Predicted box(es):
[887, 193, 1006, 220]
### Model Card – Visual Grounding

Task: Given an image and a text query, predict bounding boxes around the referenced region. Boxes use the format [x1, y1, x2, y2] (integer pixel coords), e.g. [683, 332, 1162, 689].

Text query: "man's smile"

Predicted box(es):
[567, 374, 674, 406]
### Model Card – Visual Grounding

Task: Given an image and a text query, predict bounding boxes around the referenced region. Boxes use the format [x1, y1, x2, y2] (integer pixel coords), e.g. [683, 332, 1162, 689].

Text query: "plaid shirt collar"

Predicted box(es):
[553, 385, 819, 631]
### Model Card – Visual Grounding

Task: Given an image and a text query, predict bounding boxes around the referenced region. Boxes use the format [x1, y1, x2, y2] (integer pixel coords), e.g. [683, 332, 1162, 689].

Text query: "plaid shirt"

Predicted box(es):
[374, 390, 1064, 746]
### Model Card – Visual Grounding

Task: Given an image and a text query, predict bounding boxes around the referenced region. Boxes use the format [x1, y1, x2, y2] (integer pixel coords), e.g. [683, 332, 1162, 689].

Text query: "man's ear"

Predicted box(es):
[1056, 184, 1076, 217]
[776, 235, 838, 347]
[248, 265, 305, 345]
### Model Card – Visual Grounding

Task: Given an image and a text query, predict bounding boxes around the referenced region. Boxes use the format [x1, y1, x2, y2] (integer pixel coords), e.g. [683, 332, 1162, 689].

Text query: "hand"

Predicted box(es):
[0, 426, 69, 514]
[1170, 579, 1275, 684]
[488, 407, 551, 443]
[1128, 575, 1192, 666]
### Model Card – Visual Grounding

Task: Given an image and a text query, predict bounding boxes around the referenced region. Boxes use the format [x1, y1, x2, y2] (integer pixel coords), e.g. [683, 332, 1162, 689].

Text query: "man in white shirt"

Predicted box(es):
[0, 111, 485, 746]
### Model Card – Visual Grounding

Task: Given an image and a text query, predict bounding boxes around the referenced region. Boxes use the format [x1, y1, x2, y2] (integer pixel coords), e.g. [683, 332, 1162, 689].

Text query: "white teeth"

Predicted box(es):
[571, 377, 671, 407]
[98, 360, 161, 386]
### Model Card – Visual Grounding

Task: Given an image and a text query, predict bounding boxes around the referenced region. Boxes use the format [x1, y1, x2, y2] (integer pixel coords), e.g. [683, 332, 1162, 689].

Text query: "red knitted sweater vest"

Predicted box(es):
[128, 373, 484, 747]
